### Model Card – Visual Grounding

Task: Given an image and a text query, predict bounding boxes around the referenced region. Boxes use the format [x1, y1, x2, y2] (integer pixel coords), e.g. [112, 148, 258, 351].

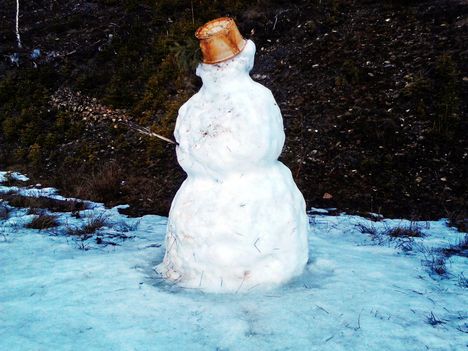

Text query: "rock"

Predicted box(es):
[323, 192, 333, 200]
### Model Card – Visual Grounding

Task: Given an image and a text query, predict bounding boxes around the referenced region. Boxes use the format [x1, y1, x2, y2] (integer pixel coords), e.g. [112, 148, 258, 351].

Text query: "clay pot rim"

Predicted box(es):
[195, 17, 237, 40]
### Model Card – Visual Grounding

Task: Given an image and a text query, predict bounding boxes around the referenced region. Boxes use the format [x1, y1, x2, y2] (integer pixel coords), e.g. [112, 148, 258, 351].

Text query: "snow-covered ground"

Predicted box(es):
[0, 171, 466, 351]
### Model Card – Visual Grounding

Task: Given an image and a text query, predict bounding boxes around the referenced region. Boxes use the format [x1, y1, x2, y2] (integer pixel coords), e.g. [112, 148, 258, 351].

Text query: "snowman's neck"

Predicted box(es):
[197, 59, 252, 93]
[199, 70, 252, 93]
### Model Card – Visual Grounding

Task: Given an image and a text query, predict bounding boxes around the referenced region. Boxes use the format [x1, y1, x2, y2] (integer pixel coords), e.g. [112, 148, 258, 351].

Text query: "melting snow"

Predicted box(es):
[0, 172, 466, 350]
[0, 171, 29, 183]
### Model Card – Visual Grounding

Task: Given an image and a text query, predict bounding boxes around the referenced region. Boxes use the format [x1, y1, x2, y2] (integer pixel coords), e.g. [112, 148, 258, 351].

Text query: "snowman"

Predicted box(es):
[156, 18, 309, 292]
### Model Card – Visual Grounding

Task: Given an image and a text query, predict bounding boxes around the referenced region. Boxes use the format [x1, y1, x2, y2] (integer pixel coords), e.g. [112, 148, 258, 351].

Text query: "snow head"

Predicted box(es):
[195, 39, 256, 92]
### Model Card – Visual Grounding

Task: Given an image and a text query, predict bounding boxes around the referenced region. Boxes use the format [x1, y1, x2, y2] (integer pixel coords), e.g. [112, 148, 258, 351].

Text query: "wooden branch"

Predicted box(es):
[124, 121, 178, 145]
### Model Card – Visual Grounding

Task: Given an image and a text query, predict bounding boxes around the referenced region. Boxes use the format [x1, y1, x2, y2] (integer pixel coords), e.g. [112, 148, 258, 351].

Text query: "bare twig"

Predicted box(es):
[124, 121, 178, 145]
[190, 0, 195, 25]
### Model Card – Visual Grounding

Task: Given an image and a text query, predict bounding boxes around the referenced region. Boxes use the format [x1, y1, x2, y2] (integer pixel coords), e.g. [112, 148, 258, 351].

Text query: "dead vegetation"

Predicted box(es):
[439, 235, 468, 259]
[69, 215, 136, 249]
[114, 219, 140, 233]
[356, 221, 423, 244]
[458, 273, 468, 288]
[446, 210, 468, 233]
[0, 192, 88, 213]
[25, 213, 59, 230]
[74, 164, 123, 204]
[422, 253, 448, 277]
[355, 222, 378, 236]
[0, 172, 28, 187]
[384, 223, 424, 238]
[66, 213, 108, 237]
[355, 220, 465, 278]
[0, 201, 10, 220]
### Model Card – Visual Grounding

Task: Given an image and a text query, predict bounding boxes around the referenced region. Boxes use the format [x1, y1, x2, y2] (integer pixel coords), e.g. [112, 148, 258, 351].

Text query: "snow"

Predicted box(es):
[159, 39, 308, 292]
[0, 171, 29, 183]
[0, 174, 467, 350]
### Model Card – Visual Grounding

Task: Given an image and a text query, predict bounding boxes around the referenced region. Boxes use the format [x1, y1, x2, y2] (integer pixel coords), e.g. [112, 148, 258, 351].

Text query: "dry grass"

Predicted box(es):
[356, 221, 424, 253]
[440, 235, 468, 258]
[355, 222, 423, 239]
[75, 164, 123, 204]
[384, 223, 423, 238]
[0, 202, 10, 220]
[446, 210, 468, 232]
[66, 213, 108, 236]
[355, 222, 378, 236]
[422, 251, 448, 277]
[113, 219, 140, 233]
[1, 193, 88, 213]
[458, 273, 468, 288]
[26, 213, 59, 230]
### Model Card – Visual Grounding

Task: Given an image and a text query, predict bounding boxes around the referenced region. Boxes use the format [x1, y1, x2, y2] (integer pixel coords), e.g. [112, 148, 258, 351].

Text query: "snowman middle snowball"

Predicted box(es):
[156, 39, 309, 293]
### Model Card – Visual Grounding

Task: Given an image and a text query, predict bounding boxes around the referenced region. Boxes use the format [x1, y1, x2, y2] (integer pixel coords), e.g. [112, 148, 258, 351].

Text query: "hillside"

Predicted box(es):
[0, 0, 467, 225]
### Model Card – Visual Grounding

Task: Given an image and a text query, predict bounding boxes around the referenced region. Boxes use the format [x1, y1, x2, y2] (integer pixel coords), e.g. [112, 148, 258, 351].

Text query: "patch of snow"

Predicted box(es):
[0, 171, 29, 183]
[308, 207, 330, 214]
[0, 178, 466, 350]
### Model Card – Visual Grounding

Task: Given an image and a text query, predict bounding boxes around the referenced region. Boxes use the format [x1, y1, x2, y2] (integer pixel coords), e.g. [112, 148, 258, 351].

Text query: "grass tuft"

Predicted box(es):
[26, 213, 59, 230]
[66, 213, 108, 237]
[0, 202, 10, 220]
[439, 235, 468, 258]
[384, 222, 423, 238]
[355, 222, 378, 236]
[422, 253, 447, 277]
[114, 219, 140, 232]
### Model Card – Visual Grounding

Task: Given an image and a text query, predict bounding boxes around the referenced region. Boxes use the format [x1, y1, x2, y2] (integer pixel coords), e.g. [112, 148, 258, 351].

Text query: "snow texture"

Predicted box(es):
[0, 175, 467, 350]
[0, 171, 29, 182]
[157, 40, 309, 292]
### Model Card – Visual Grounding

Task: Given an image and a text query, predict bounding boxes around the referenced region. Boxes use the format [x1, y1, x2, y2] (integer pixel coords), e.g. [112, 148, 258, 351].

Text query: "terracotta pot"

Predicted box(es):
[195, 17, 246, 64]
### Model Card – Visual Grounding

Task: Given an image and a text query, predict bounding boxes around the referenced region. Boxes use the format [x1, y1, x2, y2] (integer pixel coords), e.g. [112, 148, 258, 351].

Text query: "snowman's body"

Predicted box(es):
[157, 40, 309, 292]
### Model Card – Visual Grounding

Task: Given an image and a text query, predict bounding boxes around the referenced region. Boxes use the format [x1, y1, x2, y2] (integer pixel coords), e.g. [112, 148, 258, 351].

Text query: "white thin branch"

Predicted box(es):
[16, 0, 22, 48]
